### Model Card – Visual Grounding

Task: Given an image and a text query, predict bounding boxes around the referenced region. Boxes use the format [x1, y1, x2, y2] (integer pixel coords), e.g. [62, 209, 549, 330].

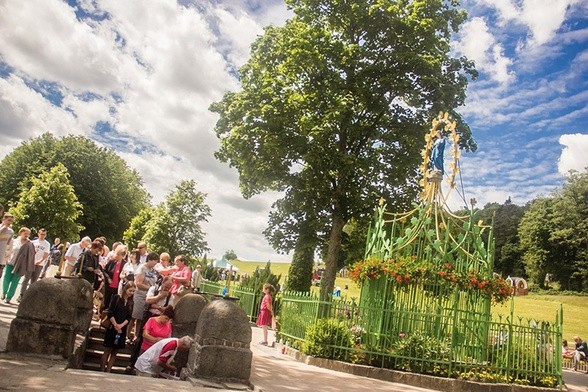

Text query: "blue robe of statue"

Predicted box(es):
[431, 137, 446, 174]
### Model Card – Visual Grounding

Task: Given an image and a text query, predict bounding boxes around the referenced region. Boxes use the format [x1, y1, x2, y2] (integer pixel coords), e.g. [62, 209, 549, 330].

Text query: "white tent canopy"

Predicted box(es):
[213, 256, 239, 271]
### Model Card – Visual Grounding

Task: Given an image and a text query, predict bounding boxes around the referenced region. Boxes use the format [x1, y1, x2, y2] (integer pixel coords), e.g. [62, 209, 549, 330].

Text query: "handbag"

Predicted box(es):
[100, 310, 111, 329]
[100, 296, 119, 329]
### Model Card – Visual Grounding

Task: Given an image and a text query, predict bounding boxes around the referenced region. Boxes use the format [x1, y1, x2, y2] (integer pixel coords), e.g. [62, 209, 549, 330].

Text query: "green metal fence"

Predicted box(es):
[279, 291, 562, 388]
[199, 279, 263, 322]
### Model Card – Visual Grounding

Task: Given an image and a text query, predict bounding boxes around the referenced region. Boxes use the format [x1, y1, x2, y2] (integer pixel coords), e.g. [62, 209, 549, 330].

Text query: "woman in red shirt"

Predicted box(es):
[170, 255, 191, 305]
[140, 305, 174, 354]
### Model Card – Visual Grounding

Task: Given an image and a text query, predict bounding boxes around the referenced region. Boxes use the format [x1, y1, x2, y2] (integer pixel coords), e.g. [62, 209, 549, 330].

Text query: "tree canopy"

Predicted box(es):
[223, 249, 238, 260]
[519, 170, 588, 291]
[211, 0, 477, 298]
[10, 163, 84, 241]
[0, 133, 149, 241]
[142, 180, 211, 257]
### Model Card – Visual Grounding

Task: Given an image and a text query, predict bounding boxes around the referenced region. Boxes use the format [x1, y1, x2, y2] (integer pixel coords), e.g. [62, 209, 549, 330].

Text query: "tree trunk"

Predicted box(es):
[320, 210, 346, 301]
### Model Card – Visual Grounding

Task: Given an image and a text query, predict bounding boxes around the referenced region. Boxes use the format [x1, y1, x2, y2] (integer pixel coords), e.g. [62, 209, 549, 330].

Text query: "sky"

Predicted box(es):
[0, 0, 587, 262]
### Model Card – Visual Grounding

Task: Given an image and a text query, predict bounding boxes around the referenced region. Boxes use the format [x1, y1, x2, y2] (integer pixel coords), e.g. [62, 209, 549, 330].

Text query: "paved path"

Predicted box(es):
[250, 327, 435, 392]
[1, 280, 587, 391]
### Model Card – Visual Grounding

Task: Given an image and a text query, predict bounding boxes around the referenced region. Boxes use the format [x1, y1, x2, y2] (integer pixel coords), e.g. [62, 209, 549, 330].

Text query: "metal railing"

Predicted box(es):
[199, 279, 262, 322]
[279, 291, 562, 388]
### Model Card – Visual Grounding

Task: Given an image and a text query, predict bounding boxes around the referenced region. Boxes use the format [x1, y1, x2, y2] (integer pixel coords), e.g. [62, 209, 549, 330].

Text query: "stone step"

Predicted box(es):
[85, 347, 132, 361]
[83, 349, 133, 370]
[81, 361, 131, 375]
[86, 335, 135, 354]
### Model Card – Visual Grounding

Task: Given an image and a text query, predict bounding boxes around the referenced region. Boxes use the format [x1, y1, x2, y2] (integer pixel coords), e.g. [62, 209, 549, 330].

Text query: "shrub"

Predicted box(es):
[388, 333, 450, 373]
[302, 318, 353, 361]
[240, 262, 281, 293]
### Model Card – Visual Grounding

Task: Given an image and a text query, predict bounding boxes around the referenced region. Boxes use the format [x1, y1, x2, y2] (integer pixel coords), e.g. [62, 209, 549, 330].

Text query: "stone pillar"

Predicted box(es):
[172, 293, 208, 374]
[6, 277, 93, 358]
[186, 298, 252, 384]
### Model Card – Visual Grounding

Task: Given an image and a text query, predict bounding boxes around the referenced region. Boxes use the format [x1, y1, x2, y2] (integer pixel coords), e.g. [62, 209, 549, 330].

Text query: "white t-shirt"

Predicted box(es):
[135, 337, 178, 375]
[32, 238, 51, 266]
[65, 242, 85, 266]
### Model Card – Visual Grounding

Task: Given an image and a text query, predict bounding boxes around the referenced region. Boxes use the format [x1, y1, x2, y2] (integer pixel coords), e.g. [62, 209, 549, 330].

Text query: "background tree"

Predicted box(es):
[549, 170, 588, 290]
[0, 133, 149, 241]
[240, 262, 282, 294]
[476, 198, 526, 276]
[211, 0, 477, 299]
[519, 198, 557, 289]
[10, 163, 84, 241]
[518, 170, 588, 291]
[142, 180, 211, 257]
[123, 207, 155, 249]
[223, 249, 238, 260]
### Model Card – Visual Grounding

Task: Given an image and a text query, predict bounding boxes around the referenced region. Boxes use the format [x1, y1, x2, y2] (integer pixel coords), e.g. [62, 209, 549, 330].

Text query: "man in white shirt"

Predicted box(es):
[191, 264, 202, 292]
[0, 213, 14, 279]
[19, 228, 51, 300]
[64, 236, 91, 276]
[135, 336, 193, 377]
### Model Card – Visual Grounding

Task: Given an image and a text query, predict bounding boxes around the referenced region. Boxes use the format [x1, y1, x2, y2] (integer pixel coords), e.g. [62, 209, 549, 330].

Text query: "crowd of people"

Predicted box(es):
[0, 213, 201, 377]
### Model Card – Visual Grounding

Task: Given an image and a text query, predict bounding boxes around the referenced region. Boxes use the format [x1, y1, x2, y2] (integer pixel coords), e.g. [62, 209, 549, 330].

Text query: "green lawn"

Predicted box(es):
[230, 260, 291, 281]
[492, 294, 587, 341]
[232, 260, 586, 339]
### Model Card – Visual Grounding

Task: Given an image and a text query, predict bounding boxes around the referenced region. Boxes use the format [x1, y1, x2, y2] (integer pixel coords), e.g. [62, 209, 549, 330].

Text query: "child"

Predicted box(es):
[256, 283, 274, 345]
[562, 339, 575, 359]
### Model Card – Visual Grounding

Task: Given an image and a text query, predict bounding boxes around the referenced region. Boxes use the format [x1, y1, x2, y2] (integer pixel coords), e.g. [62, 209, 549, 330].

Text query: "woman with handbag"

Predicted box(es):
[101, 281, 136, 372]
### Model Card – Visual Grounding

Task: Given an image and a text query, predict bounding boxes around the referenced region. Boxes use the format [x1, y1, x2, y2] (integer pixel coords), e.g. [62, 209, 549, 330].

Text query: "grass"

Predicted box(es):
[230, 260, 291, 281]
[492, 294, 587, 341]
[233, 260, 586, 339]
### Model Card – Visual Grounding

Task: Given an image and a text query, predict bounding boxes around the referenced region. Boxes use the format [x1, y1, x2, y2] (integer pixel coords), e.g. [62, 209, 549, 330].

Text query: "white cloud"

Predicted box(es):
[453, 17, 514, 85]
[0, 0, 294, 262]
[0, 0, 123, 94]
[477, 0, 585, 47]
[558, 133, 588, 174]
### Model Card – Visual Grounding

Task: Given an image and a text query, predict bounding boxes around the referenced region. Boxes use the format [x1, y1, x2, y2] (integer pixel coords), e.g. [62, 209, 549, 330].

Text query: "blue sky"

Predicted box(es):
[0, 0, 587, 261]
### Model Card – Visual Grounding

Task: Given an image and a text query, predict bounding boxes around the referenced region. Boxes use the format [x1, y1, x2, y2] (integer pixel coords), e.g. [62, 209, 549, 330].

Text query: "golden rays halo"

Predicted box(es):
[418, 111, 460, 204]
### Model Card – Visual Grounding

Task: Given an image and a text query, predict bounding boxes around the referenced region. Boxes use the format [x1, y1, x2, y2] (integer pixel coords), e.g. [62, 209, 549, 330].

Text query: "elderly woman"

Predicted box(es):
[154, 252, 177, 277]
[2, 227, 35, 304]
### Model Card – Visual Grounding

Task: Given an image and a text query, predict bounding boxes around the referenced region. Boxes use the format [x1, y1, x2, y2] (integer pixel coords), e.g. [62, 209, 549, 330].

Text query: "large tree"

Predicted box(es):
[10, 163, 84, 241]
[142, 180, 211, 257]
[211, 0, 477, 299]
[0, 133, 149, 241]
